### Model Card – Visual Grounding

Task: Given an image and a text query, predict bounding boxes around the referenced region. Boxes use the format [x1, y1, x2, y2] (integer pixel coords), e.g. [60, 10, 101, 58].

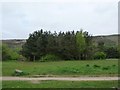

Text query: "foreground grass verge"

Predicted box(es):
[2, 80, 118, 88]
[2, 60, 118, 76]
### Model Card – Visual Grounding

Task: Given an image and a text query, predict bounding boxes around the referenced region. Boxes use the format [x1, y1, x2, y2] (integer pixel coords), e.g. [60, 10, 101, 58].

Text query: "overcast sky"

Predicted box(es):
[0, 0, 119, 39]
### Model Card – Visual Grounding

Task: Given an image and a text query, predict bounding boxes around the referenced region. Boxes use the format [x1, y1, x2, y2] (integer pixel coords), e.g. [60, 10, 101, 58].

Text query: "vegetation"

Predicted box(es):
[76, 30, 86, 59]
[2, 60, 118, 76]
[2, 80, 118, 88]
[97, 41, 120, 59]
[104, 47, 120, 59]
[40, 54, 61, 62]
[2, 30, 119, 61]
[1, 30, 119, 88]
[21, 29, 120, 61]
[2, 44, 20, 60]
[21, 29, 93, 61]
[93, 52, 106, 60]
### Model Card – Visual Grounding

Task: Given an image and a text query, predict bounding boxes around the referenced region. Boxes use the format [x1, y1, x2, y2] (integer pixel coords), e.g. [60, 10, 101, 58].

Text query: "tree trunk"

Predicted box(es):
[33, 56, 35, 62]
[79, 53, 81, 60]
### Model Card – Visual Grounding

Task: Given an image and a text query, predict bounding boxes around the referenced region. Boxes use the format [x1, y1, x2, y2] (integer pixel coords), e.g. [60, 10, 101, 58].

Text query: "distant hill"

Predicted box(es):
[2, 39, 26, 48]
[1, 34, 120, 48]
[92, 34, 120, 47]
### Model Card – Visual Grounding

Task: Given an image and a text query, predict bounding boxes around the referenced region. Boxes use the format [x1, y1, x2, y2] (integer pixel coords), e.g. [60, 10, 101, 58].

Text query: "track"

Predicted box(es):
[1, 77, 118, 81]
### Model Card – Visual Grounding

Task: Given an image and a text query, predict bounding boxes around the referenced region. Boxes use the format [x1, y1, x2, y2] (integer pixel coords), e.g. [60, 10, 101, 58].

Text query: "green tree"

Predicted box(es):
[76, 30, 86, 60]
[83, 31, 94, 60]
[22, 30, 44, 61]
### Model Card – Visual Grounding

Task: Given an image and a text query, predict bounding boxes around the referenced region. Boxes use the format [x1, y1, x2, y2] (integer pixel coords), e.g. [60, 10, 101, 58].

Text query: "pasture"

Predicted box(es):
[2, 59, 118, 76]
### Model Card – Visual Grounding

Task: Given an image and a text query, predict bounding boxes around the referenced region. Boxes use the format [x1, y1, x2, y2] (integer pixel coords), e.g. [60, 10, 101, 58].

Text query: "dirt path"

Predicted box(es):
[1, 77, 118, 81]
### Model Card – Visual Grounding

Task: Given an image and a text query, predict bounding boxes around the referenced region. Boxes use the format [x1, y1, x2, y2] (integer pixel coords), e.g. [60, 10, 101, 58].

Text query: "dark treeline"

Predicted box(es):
[21, 29, 94, 61]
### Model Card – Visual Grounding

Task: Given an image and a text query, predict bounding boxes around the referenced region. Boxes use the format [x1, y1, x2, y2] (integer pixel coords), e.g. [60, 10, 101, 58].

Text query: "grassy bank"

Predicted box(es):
[2, 80, 118, 88]
[2, 60, 118, 76]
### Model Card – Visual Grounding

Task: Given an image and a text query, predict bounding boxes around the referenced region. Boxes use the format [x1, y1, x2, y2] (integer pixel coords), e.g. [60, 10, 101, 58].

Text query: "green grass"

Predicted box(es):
[2, 80, 118, 88]
[2, 60, 118, 76]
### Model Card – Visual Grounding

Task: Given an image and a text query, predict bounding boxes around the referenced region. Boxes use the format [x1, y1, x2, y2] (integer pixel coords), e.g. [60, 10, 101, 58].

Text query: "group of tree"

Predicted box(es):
[21, 29, 120, 61]
[21, 29, 94, 61]
[2, 29, 120, 61]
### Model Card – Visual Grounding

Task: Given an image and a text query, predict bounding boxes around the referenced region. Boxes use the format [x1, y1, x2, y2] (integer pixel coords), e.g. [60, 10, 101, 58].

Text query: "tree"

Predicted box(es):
[76, 30, 86, 60]
[22, 29, 44, 61]
[83, 31, 94, 60]
[98, 41, 105, 52]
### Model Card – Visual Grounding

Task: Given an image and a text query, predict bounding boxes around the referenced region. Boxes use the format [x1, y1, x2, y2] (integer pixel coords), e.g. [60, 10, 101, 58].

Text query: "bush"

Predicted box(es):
[94, 52, 106, 60]
[10, 51, 20, 60]
[104, 47, 119, 59]
[40, 54, 61, 62]
[93, 65, 100, 68]
[17, 55, 26, 61]
[112, 65, 116, 67]
[2, 44, 12, 60]
[102, 66, 110, 70]
[86, 64, 90, 67]
[2, 44, 20, 60]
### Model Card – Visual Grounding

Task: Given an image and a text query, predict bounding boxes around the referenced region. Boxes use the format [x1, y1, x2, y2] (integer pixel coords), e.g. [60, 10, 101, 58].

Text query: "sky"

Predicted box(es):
[0, 0, 119, 39]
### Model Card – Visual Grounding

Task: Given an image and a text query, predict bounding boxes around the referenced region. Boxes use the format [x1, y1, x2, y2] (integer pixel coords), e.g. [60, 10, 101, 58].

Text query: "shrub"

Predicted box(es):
[102, 67, 109, 70]
[40, 54, 61, 62]
[86, 64, 90, 67]
[112, 65, 116, 67]
[93, 65, 100, 68]
[10, 51, 20, 60]
[2, 44, 12, 60]
[93, 52, 106, 60]
[17, 55, 26, 61]
[2, 44, 20, 60]
[104, 47, 119, 59]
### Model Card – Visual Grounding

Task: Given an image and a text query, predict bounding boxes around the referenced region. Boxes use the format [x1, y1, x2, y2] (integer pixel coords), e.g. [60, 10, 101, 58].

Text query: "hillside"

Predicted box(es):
[92, 34, 119, 47]
[2, 39, 26, 48]
[2, 34, 120, 48]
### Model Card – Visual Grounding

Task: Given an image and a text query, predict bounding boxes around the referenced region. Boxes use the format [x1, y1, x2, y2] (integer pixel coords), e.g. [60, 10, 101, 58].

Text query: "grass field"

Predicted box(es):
[2, 80, 118, 88]
[2, 60, 118, 76]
